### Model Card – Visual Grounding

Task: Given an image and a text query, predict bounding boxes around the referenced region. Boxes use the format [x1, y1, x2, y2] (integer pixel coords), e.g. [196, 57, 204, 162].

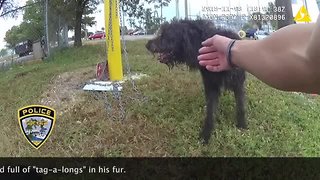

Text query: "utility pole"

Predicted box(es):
[176, 0, 179, 19]
[184, 0, 188, 19]
[45, 0, 50, 57]
[304, 0, 308, 13]
[160, 0, 163, 23]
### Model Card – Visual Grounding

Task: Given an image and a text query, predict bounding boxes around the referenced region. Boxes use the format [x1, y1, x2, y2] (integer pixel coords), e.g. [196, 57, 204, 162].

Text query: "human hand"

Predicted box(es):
[198, 35, 235, 72]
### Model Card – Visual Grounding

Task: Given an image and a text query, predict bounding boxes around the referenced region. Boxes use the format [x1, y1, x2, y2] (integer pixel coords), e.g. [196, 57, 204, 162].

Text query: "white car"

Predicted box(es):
[254, 30, 270, 40]
[132, 30, 146, 35]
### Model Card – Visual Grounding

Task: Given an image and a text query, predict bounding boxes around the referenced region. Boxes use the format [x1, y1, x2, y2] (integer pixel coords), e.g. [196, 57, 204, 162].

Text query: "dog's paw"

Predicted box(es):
[199, 131, 210, 145]
[236, 123, 248, 130]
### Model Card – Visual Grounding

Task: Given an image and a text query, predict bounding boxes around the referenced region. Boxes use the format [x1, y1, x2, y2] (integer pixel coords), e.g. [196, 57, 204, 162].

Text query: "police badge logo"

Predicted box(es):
[18, 105, 56, 149]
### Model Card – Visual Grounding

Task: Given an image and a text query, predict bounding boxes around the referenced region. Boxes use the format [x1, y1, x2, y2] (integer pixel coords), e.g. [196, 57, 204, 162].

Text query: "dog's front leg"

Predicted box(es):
[200, 75, 220, 144]
[233, 85, 247, 129]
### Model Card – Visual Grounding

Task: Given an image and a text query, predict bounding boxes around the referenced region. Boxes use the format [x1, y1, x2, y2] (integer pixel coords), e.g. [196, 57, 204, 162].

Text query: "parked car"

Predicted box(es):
[132, 30, 146, 35]
[88, 31, 106, 40]
[245, 28, 257, 39]
[128, 30, 136, 35]
[15, 40, 33, 57]
[254, 30, 270, 40]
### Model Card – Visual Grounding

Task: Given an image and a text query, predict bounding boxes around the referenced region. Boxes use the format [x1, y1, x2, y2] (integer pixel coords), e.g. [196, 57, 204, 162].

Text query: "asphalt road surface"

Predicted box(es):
[83, 34, 154, 44]
[16, 54, 34, 62]
[122, 35, 154, 41]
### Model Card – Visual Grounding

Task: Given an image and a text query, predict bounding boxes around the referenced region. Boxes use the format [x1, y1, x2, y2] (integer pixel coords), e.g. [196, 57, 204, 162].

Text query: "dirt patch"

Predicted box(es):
[40, 67, 96, 116]
[39, 67, 173, 157]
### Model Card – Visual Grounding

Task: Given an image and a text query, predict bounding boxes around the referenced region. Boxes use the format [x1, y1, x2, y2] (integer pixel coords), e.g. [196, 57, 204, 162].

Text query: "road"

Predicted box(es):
[83, 35, 154, 44]
[0, 54, 34, 69]
[122, 35, 154, 41]
[0, 35, 154, 69]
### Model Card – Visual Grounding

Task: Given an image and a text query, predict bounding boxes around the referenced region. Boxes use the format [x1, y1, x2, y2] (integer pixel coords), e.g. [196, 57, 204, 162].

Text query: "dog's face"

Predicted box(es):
[146, 21, 188, 67]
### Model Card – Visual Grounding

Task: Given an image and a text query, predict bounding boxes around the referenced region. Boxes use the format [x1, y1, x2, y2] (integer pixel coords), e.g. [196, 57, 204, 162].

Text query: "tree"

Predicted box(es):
[249, 12, 266, 30]
[22, 0, 44, 40]
[242, 22, 254, 31]
[4, 0, 43, 48]
[3, 0, 97, 49]
[121, 0, 170, 28]
[1, 0, 40, 18]
[0, 49, 8, 57]
[144, 8, 162, 34]
[73, 0, 100, 47]
[266, 2, 277, 30]
[0, 0, 17, 17]
[4, 25, 22, 48]
[275, 0, 293, 29]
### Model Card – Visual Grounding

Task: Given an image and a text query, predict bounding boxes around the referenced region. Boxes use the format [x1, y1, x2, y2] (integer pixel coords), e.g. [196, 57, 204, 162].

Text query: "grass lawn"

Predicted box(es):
[0, 40, 320, 157]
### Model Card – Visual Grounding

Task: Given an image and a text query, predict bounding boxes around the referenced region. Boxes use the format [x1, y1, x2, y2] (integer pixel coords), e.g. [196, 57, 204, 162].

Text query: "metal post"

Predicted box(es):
[160, 0, 163, 23]
[45, 0, 50, 57]
[185, 0, 188, 19]
[176, 0, 179, 19]
[105, 0, 123, 81]
[304, 0, 309, 24]
[304, 0, 308, 13]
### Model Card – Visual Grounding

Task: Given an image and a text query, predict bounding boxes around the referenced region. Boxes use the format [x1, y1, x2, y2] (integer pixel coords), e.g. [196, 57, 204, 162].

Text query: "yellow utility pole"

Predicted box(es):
[105, 0, 123, 81]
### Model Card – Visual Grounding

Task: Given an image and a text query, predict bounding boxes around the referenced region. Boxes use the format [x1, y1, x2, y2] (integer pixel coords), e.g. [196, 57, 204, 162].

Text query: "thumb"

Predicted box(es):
[201, 36, 214, 46]
[201, 35, 222, 46]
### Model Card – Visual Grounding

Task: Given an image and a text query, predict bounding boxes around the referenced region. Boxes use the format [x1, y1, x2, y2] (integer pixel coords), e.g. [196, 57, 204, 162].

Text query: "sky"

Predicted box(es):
[0, 0, 319, 49]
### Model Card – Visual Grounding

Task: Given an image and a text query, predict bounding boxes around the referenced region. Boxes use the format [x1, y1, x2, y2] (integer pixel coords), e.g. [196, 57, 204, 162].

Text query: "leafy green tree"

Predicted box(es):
[4, 0, 43, 48]
[72, 0, 100, 47]
[121, 0, 170, 29]
[4, 25, 22, 48]
[144, 8, 162, 34]
[0, 49, 8, 57]
[22, 0, 44, 40]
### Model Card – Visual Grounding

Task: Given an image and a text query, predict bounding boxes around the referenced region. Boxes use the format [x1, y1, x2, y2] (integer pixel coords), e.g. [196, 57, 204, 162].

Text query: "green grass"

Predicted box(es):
[0, 40, 320, 157]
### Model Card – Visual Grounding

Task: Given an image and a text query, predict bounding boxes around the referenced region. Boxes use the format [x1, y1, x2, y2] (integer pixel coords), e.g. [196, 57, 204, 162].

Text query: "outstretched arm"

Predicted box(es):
[198, 16, 320, 94]
[233, 23, 318, 93]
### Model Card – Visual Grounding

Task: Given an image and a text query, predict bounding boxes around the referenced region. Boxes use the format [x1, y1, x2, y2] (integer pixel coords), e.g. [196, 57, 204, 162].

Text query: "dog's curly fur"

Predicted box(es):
[146, 19, 247, 144]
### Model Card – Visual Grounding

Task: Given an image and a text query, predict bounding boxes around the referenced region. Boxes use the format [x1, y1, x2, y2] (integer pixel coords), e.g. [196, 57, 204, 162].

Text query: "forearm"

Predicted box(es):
[232, 23, 319, 93]
[305, 16, 320, 85]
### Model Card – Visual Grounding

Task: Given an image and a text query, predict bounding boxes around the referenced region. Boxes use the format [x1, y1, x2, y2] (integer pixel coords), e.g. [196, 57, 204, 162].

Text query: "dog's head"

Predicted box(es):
[146, 19, 213, 69]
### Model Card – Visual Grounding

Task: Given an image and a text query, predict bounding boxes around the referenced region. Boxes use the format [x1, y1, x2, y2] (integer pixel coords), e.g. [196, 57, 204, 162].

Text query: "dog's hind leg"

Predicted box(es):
[233, 84, 247, 129]
[199, 73, 220, 144]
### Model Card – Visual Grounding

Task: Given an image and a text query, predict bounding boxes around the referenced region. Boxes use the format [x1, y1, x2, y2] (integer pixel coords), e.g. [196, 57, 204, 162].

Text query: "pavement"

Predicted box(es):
[0, 54, 34, 69]
[122, 35, 154, 41]
[83, 34, 154, 44]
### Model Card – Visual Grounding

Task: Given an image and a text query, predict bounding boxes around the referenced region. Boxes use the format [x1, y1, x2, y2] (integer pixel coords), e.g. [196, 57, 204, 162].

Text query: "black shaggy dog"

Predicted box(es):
[146, 19, 247, 144]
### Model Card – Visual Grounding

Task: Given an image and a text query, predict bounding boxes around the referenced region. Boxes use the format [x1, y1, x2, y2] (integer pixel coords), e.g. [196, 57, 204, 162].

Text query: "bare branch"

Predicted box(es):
[0, 1, 39, 18]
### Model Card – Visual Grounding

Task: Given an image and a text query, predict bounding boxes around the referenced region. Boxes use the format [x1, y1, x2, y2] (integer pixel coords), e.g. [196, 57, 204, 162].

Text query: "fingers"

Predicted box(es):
[206, 65, 222, 72]
[198, 46, 217, 54]
[199, 35, 232, 73]
[197, 52, 220, 60]
[199, 59, 220, 66]
[201, 36, 216, 46]
[201, 35, 222, 46]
